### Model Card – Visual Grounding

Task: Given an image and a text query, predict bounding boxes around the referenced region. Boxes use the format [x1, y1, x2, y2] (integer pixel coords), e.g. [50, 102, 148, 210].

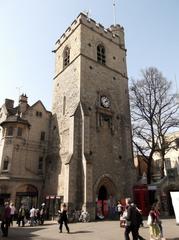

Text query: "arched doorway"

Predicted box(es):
[98, 185, 108, 217]
[98, 185, 107, 200]
[15, 184, 38, 210]
[95, 175, 117, 219]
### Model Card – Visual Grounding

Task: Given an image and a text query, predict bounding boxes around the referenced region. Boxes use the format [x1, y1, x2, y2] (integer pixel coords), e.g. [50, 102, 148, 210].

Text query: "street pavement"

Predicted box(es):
[2, 218, 179, 240]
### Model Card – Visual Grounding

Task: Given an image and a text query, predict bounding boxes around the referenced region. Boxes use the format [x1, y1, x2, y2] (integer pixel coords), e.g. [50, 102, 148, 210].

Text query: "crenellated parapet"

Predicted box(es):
[54, 12, 125, 51]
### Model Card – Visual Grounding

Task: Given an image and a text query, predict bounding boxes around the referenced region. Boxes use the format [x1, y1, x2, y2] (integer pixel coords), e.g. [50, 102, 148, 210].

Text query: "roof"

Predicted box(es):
[0, 115, 31, 128]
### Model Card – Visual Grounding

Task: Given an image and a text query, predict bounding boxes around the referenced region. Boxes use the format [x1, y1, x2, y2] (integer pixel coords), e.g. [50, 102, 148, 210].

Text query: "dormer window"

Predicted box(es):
[63, 47, 70, 67]
[97, 44, 106, 64]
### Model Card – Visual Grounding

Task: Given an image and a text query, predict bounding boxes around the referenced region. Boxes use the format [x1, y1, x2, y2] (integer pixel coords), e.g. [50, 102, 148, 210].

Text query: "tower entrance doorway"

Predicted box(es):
[97, 185, 108, 218]
[96, 176, 117, 219]
[98, 185, 108, 200]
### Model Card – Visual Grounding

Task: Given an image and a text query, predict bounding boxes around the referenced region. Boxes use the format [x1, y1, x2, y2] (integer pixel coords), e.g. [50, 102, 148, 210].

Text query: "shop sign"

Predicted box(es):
[148, 185, 157, 190]
[50, 195, 55, 199]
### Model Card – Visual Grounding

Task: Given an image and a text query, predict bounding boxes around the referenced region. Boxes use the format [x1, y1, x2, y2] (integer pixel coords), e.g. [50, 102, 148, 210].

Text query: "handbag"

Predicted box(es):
[147, 214, 152, 225]
[57, 212, 62, 224]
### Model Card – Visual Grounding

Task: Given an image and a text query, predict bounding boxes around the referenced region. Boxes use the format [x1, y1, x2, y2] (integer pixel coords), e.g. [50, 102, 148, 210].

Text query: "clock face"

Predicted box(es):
[100, 96, 110, 108]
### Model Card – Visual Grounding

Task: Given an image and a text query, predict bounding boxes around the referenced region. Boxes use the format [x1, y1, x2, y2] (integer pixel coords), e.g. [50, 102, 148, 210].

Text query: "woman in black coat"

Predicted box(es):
[58, 203, 70, 233]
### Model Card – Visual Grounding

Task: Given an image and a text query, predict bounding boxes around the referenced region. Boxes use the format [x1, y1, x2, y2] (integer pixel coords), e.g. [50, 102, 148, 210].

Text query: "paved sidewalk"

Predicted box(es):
[3, 218, 179, 240]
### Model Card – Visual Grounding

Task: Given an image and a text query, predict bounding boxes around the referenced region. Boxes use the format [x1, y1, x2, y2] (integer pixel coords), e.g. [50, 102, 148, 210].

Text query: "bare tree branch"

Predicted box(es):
[130, 67, 179, 183]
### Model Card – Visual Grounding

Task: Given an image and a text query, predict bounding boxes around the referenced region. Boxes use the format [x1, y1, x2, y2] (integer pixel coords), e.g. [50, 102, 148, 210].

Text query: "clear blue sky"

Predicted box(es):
[0, 0, 178, 110]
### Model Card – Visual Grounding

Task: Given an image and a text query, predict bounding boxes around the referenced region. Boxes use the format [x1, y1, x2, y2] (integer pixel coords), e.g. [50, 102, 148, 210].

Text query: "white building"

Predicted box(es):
[153, 131, 179, 179]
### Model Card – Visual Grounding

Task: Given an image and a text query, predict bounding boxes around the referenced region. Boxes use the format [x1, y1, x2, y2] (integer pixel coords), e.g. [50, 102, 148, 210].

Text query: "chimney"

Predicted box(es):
[19, 94, 28, 113]
[5, 99, 14, 109]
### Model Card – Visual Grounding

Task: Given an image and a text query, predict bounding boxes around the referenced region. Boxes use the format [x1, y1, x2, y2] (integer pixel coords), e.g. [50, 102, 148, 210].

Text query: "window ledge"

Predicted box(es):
[1, 170, 9, 173]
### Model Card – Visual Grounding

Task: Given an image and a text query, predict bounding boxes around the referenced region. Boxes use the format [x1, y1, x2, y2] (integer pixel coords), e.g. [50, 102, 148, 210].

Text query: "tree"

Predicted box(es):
[130, 67, 179, 183]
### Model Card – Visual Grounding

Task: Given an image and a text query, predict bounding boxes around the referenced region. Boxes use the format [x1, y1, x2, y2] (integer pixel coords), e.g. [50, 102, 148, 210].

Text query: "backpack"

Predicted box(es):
[136, 209, 143, 226]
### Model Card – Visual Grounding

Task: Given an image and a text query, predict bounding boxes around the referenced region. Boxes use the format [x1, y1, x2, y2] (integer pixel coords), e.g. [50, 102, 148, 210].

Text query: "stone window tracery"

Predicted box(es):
[63, 47, 70, 67]
[97, 44, 106, 65]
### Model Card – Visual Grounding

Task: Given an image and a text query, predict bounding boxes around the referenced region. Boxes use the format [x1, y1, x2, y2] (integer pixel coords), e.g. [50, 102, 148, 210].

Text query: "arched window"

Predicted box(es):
[97, 44, 106, 64]
[63, 47, 70, 67]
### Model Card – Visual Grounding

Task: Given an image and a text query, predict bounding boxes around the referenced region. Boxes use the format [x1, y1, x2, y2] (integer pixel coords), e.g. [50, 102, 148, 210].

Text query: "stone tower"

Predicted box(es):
[46, 13, 136, 219]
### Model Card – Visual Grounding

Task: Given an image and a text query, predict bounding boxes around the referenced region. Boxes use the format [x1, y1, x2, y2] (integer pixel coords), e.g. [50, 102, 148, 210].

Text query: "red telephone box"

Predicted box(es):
[133, 185, 150, 216]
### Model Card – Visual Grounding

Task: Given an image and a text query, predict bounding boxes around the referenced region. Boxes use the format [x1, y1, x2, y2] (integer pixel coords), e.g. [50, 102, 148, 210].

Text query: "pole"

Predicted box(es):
[112, 0, 116, 25]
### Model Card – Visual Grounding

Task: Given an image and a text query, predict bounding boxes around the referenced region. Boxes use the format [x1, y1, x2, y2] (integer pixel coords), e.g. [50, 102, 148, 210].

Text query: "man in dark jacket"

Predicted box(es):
[1, 202, 11, 237]
[0, 199, 5, 236]
[124, 198, 140, 240]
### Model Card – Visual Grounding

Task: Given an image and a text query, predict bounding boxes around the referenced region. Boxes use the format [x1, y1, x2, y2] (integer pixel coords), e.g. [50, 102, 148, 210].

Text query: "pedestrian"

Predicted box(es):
[1, 202, 11, 237]
[39, 203, 46, 225]
[17, 205, 26, 227]
[117, 200, 123, 219]
[10, 202, 16, 226]
[58, 203, 70, 233]
[148, 203, 165, 240]
[124, 198, 140, 240]
[29, 206, 36, 226]
[155, 201, 164, 239]
[0, 199, 5, 236]
[132, 204, 145, 240]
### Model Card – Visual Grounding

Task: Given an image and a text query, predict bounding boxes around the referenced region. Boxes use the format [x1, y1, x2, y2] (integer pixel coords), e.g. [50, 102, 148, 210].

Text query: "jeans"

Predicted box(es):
[59, 218, 69, 233]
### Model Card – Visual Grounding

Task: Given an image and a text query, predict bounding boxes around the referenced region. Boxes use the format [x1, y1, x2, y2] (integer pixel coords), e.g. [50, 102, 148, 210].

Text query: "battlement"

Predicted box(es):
[55, 12, 125, 51]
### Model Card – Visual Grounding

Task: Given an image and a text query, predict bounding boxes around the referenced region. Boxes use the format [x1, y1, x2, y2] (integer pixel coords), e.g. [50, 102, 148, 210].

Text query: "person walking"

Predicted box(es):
[29, 206, 36, 226]
[124, 198, 140, 240]
[1, 202, 11, 237]
[10, 203, 16, 226]
[148, 203, 164, 240]
[58, 203, 70, 233]
[0, 199, 5, 236]
[155, 201, 164, 239]
[39, 203, 46, 225]
[117, 200, 123, 219]
[133, 204, 145, 240]
[17, 205, 26, 227]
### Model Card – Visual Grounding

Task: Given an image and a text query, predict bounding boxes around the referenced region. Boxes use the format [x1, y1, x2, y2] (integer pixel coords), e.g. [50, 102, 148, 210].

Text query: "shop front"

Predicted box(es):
[15, 184, 38, 211]
[45, 195, 62, 220]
